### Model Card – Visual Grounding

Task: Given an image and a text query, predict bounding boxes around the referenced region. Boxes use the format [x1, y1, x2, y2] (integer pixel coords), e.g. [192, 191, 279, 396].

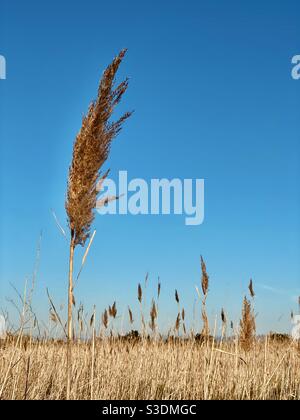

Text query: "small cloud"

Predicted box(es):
[257, 283, 286, 295]
[257, 283, 299, 303]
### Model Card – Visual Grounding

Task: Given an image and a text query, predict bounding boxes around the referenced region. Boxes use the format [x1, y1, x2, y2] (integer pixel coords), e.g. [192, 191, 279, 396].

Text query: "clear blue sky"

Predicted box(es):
[0, 0, 299, 334]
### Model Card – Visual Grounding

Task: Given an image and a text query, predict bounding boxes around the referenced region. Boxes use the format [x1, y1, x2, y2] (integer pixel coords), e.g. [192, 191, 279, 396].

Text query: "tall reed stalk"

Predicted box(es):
[65, 49, 132, 399]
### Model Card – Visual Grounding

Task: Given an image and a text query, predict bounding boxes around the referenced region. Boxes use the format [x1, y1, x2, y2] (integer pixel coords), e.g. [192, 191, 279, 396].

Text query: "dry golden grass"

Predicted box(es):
[0, 337, 299, 400]
[1, 259, 299, 400]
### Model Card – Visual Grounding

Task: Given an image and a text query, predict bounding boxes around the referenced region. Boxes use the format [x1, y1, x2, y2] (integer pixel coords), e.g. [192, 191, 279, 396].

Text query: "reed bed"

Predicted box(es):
[0, 337, 299, 400]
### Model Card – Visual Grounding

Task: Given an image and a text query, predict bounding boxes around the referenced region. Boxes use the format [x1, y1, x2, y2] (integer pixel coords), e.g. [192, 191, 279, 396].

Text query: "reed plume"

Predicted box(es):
[157, 278, 161, 300]
[102, 309, 108, 329]
[109, 302, 117, 319]
[248, 279, 255, 298]
[239, 296, 256, 351]
[65, 49, 132, 399]
[128, 307, 134, 325]
[200, 256, 210, 338]
[175, 289, 179, 305]
[175, 313, 181, 335]
[137, 283, 145, 335]
[221, 308, 227, 339]
[149, 300, 157, 333]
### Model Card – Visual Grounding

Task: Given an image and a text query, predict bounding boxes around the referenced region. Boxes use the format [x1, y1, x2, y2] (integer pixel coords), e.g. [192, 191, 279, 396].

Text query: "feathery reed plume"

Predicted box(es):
[102, 309, 108, 329]
[112, 302, 117, 319]
[182, 308, 186, 336]
[248, 279, 255, 298]
[138, 283, 142, 304]
[66, 49, 132, 248]
[200, 256, 209, 297]
[175, 289, 179, 305]
[108, 302, 117, 319]
[137, 283, 145, 335]
[182, 308, 185, 321]
[175, 313, 181, 335]
[221, 308, 226, 324]
[221, 308, 227, 339]
[200, 256, 210, 338]
[128, 307, 134, 325]
[157, 277, 161, 300]
[239, 296, 256, 352]
[65, 49, 132, 399]
[149, 300, 157, 333]
[90, 312, 95, 328]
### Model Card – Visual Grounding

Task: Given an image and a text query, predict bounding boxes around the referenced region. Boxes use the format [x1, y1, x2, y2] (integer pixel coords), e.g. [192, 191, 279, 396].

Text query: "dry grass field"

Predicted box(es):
[0, 335, 299, 400]
[0, 255, 299, 401]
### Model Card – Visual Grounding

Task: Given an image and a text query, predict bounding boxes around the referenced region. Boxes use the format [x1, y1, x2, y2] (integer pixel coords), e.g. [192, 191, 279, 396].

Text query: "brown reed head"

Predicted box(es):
[239, 296, 256, 351]
[157, 278, 161, 300]
[66, 49, 132, 246]
[138, 283, 142, 303]
[221, 308, 226, 324]
[102, 309, 108, 329]
[149, 300, 157, 332]
[175, 313, 181, 333]
[175, 289, 179, 304]
[108, 302, 117, 319]
[128, 307, 134, 325]
[248, 279, 255, 298]
[200, 256, 209, 297]
[181, 308, 185, 321]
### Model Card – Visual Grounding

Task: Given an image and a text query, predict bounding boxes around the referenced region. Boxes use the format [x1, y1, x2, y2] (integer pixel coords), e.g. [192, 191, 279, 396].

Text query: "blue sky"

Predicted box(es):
[0, 0, 299, 334]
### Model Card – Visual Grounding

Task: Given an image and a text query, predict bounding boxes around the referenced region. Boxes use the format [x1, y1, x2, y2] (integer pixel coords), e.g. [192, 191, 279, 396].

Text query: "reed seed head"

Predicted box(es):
[66, 49, 132, 246]
[157, 278, 161, 299]
[138, 283, 142, 303]
[128, 307, 134, 324]
[221, 308, 226, 324]
[102, 309, 108, 329]
[239, 296, 256, 351]
[175, 313, 181, 332]
[200, 256, 209, 297]
[248, 279, 255, 298]
[150, 300, 157, 332]
[175, 289, 179, 304]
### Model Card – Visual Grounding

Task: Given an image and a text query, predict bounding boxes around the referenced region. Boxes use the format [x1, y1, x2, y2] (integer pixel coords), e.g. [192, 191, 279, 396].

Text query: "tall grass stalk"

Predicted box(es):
[65, 49, 132, 399]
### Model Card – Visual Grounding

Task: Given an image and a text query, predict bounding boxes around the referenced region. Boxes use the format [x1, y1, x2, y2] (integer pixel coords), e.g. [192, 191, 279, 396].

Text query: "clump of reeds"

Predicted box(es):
[64, 49, 132, 399]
